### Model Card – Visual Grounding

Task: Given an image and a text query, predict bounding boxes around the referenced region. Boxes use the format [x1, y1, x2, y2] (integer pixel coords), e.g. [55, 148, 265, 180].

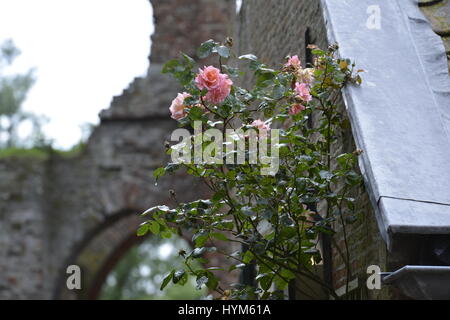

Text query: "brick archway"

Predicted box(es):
[54, 210, 143, 299]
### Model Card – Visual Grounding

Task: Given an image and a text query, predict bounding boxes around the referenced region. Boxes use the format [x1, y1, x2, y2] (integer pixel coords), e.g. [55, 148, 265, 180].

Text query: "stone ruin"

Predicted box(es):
[0, 0, 236, 299]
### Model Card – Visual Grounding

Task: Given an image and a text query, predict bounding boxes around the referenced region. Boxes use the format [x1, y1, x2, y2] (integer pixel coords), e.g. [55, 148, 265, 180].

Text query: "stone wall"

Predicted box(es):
[237, 0, 398, 299]
[0, 0, 236, 299]
[0, 157, 49, 299]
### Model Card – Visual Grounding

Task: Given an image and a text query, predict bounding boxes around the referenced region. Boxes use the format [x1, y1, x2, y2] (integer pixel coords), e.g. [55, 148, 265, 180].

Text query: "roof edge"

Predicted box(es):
[321, 0, 450, 247]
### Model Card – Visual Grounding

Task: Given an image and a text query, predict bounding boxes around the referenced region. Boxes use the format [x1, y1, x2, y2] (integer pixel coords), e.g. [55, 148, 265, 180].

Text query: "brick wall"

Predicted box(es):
[237, 0, 399, 299]
[150, 0, 235, 64]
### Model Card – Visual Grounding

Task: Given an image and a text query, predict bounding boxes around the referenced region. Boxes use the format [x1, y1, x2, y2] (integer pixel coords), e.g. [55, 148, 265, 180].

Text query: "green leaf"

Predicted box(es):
[148, 221, 160, 235]
[212, 190, 226, 202]
[319, 170, 334, 181]
[222, 65, 241, 78]
[217, 45, 230, 58]
[345, 170, 362, 186]
[211, 232, 228, 241]
[238, 54, 258, 61]
[196, 276, 209, 290]
[242, 250, 254, 264]
[164, 163, 180, 174]
[273, 275, 289, 290]
[141, 205, 171, 216]
[187, 106, 204, 121]
[153, 167, 166, 181]
[280, 268, 296, 280]
[197, 39, 216, 59]
[196, 258, 209, 264]
[178, 272, 188, 286]
[160, 270, 174, 290]
[312, 49, 325, 55]
[256, 72, 275, 87]
[160, 230, 173, 238]
[272, 84, 285, 99]
[193, 231, 209, 246]
[192, 247, 206, 258]
[256, 274, 272, 291]
[206, 267, 224, 271]
[336, 153, 353, 167]
[136, 224, 148, 236]
[162, 59, 180, 74]
[173, 269, 186, 284]
[206, 273, 219, 290]
[181, 53, 195, 65]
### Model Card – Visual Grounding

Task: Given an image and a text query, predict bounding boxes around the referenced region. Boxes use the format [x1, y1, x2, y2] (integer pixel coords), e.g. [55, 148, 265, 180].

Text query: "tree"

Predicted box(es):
[0, 39, 45, 148]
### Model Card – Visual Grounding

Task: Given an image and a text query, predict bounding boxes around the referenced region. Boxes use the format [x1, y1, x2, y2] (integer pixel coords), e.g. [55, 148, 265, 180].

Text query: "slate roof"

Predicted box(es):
[322, 0, 450, 249]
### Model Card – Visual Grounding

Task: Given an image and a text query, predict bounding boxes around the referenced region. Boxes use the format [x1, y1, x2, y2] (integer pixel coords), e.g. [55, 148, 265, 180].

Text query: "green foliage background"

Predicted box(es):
[100, 236, 207, 300]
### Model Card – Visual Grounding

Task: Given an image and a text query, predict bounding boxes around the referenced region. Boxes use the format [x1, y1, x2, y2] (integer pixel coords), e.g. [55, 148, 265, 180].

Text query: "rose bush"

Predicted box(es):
[137, 38, 364, 300]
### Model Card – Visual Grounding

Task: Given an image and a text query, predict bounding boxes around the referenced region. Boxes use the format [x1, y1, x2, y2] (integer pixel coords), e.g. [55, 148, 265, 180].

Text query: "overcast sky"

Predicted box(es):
[0, 0, 153, 149]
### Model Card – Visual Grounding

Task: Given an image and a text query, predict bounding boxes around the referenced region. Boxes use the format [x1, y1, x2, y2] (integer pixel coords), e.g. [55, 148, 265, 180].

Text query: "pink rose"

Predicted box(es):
[195, 66, 233, 104]
[294, 82, 312, 102]
[289, 103, 305, 115]
[205, 76, 232, 104]
[195, 66, 223, 90]
[251, 119, 270, 137]
[285, 55, 301, 69]
[169, 92, 191, 120]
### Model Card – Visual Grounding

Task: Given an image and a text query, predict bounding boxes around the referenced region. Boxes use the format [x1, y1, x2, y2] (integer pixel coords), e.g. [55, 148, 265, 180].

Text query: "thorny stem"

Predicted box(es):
[337, 185, 352, 298]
